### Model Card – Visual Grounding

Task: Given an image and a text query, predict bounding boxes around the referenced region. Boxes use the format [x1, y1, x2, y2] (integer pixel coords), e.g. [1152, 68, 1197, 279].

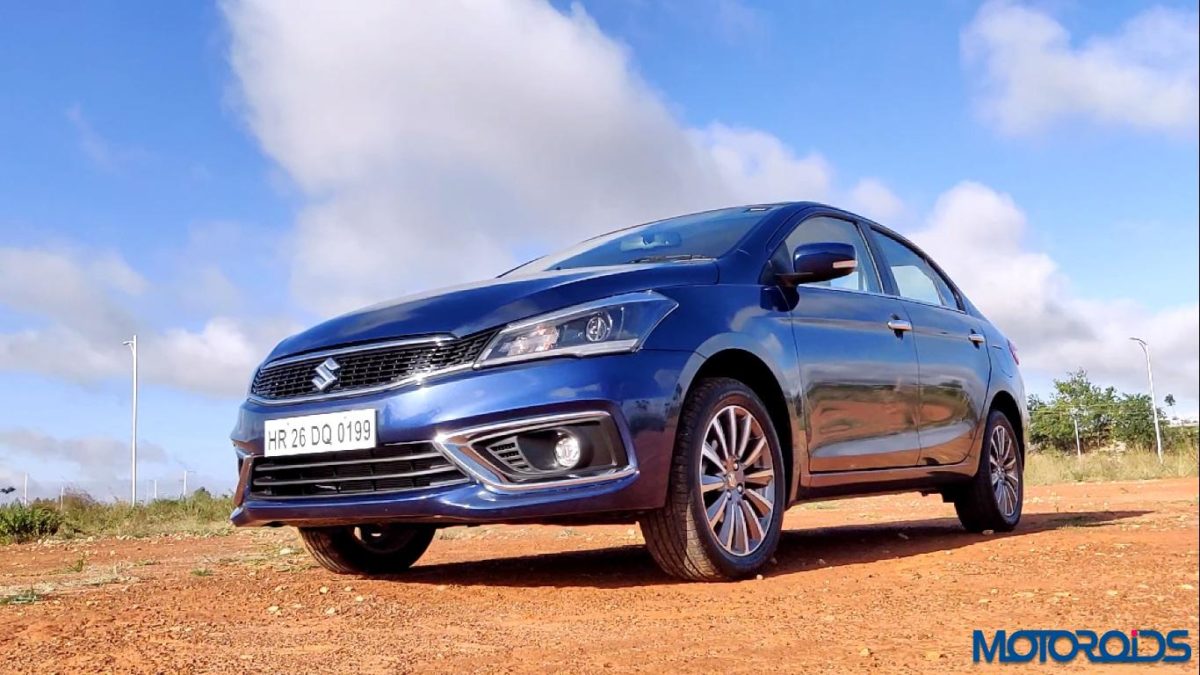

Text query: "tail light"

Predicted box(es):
[1007, 339, 1020, 365]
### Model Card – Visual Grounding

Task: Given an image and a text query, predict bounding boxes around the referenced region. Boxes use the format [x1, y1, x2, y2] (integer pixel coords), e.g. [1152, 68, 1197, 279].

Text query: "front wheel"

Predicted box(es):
[953, 410, 1023, 533]
[299, 523, 435, 575]
[640, 378, 786, 581]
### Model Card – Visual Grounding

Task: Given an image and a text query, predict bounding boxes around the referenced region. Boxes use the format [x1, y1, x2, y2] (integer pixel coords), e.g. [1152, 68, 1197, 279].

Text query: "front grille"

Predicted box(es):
[249, 443, 469, 499]
[250, 330, 496, 401]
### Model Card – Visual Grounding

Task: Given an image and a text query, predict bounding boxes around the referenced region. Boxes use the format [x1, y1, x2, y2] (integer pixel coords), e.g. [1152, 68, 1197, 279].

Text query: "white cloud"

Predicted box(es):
[0, 428, 167, 474]
[695, 124, 832, 204]
[144, 318, 265, 396]
[65, 104, 151, 171]
[222, 0, 836, 315]
[0, 326, 127, 383]
[0, 448, 217, 503]
[0, 245, 286, 398]
[709, 0, 768, 45]
[0, 245, 142, 337]
[848, 178, 905, 223]
[962, 1, 1199, 136]
[906, 181, 1199, 407]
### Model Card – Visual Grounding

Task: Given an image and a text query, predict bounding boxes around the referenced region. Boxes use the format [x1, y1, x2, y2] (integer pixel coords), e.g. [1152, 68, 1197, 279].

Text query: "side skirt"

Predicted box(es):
[793, 459, 977, 502]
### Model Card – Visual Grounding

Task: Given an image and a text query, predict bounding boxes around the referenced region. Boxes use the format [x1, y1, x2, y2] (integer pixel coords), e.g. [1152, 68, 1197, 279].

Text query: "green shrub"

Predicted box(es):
[0, 503, 63, 542]
[55, 489, 235, 539]
[0, 489, 235, 545]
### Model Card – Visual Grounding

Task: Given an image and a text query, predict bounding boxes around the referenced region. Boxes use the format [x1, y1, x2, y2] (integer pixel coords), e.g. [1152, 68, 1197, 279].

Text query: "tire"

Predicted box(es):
[298, 523, 435, 575]
[954, 409, 1023, 533]
[640, 377, 787, 581]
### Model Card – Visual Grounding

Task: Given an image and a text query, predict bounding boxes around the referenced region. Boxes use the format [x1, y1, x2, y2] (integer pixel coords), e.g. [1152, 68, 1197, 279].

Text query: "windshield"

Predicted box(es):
[505, 207, 775, 275]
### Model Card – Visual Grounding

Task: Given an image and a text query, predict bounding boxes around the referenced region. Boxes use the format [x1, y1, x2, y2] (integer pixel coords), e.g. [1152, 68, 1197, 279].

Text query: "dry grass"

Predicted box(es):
[1025, 446, 1199, 486]
[54, 490, 235, 539]
[0, 588, 42, 605]
[1, 491, 234, 544]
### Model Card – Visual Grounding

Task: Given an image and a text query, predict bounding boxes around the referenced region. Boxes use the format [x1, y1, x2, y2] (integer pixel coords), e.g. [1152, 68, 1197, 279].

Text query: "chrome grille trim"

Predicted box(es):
[248, 330, 496, 405]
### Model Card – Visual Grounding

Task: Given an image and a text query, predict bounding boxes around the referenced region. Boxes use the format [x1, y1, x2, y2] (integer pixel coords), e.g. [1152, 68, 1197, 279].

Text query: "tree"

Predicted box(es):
[1029, 369, 1177, 453]
[1112, 393, 1163, 450]
[1027, 370, 1117, 452]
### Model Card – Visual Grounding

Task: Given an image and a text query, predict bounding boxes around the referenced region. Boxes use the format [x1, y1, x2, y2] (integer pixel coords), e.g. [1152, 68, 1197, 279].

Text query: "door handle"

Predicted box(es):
[887, 319, 913, 333]
[968, 332, 986, 345]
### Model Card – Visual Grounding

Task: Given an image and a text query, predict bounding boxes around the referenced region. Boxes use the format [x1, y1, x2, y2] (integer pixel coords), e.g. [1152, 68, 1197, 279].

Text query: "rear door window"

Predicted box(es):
[873, 232, 960, 309]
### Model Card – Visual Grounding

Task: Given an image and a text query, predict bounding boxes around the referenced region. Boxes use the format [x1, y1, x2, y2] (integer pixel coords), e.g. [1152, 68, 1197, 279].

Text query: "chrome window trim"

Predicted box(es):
[793, 283, 970, 317]
[433, 411, 638, 493]
[793, 282, 895, 302]
[892, 295, 969, 316]
[248, 334, 467, 406]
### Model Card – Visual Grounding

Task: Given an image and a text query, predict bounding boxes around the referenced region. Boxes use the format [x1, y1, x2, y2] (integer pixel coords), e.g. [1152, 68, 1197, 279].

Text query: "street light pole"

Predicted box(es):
[1071, 412, 1082, 461]
[1129, 337, 1164, 463]
[123, 335, 139, 503]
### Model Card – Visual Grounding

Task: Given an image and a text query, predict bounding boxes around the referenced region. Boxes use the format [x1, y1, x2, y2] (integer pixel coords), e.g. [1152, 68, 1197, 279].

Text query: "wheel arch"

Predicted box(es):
[988, 389, 1026, 459]
[682, 348, 798, 501]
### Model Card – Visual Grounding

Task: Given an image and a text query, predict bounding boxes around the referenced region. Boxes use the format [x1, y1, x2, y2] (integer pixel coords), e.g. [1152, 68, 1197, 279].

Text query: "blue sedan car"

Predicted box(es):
[231, 202, 1026, 581]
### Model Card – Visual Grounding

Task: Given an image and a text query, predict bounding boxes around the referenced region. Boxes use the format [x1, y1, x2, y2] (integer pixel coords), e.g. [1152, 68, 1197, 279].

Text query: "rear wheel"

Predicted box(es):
[953, 410, 1023, 533]
[640, 378, 786, 581]
[298, 523, 435, 575]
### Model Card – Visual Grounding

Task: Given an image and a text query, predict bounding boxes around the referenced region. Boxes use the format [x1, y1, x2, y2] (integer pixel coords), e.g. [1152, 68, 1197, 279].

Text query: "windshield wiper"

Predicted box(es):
[627, 254, 713, 264]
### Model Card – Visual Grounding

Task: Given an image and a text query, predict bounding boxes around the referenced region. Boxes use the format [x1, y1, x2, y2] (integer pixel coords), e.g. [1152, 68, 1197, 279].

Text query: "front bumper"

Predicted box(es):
[230, 349, 693, 527]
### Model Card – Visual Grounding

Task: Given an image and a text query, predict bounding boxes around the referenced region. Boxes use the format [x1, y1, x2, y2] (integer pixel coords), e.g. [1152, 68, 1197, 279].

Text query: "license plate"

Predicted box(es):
[263, 409, 377, 457]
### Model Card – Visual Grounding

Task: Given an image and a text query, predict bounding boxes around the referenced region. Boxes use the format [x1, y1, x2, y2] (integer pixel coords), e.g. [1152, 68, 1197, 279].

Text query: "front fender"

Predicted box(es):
[647, 284, 807, 502]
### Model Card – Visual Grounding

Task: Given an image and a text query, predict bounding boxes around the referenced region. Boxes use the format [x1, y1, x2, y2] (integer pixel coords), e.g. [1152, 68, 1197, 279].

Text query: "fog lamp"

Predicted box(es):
[553, 432, 583, 468]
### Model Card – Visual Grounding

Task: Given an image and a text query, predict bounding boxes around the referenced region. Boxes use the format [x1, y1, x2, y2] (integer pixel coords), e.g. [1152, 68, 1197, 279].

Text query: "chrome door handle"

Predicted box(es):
[968, 332, 986, 345]
[887, 319, 913, 332]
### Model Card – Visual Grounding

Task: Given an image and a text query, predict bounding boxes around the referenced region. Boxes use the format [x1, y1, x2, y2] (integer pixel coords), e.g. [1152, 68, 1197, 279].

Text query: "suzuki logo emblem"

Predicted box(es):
[311, 357, 341, 392]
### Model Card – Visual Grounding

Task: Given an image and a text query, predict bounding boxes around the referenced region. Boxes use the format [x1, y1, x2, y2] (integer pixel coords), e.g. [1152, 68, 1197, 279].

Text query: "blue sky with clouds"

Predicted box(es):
[1, 0, 1197, 500]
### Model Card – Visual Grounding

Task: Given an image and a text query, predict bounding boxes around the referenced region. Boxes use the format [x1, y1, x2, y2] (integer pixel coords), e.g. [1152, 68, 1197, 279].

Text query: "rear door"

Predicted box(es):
[869, 230, 991, 466]
[771, 216, 923, 472]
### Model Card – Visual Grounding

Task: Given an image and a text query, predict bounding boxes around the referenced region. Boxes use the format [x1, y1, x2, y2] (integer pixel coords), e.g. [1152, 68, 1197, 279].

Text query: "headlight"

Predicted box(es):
[476, 291, 677, 367]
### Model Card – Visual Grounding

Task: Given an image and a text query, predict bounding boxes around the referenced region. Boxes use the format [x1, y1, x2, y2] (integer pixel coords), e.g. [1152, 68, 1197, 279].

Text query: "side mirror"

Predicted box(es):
[777, 242, 857, 287]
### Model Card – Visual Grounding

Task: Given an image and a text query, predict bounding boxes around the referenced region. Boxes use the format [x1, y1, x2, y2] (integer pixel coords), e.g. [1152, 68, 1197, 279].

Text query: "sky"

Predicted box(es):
[1, 0, 1197, 501]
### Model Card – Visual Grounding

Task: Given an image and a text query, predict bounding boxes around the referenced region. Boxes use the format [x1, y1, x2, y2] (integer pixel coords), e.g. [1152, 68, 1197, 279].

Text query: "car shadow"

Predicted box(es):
[386, 509, 1147, 589]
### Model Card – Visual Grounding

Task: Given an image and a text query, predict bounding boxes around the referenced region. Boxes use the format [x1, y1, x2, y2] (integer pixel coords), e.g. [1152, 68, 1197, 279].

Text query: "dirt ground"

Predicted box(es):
[2, 479, 1197, 674]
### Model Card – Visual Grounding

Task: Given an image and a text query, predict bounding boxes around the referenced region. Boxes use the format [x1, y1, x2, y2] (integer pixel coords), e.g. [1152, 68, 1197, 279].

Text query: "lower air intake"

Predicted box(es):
[249, 443, 468, 499]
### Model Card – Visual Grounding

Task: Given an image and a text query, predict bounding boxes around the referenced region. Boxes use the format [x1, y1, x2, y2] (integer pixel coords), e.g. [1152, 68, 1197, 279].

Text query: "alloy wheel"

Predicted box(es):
[698, 405, 776, 556]
[988, 424, 1020, 518]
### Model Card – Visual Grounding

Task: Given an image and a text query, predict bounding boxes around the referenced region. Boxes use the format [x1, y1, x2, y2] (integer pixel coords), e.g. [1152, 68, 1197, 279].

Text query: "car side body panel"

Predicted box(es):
[901, 300, 992, 467]
[787, 287, 923, 472]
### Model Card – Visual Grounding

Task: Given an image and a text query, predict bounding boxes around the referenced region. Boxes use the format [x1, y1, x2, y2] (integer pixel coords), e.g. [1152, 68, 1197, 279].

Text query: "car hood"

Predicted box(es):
[266, 262, 718, 361]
